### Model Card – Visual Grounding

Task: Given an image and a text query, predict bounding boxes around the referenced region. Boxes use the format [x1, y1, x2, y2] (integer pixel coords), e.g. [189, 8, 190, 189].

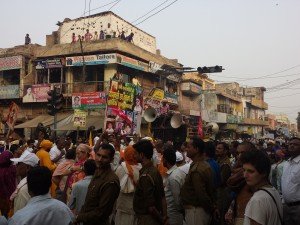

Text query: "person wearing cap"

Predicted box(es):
[133, 140, 168, 225]
[162, 145, 186, 225]
[10, 152, 40, 213]
[36, 140, 56, 172]
[49, 138, 66, 165]
[175, 151, 190, 175]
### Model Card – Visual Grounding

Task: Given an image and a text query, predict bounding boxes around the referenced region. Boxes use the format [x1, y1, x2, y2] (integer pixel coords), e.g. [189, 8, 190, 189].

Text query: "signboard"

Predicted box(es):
[72, 92, 106, 109]
[149, 61, 162, 73]
[148, 88, 165, 100]
[107, 81, 135, 111]
[164, 92, 178, 105]
[22, 84, 51, 103]
[66, 54, 117, 66]
[0, 85, 19, 99]
[0, 56, 23, 71]
[116, 54, 148, 71]
[73, 109, 87, 127]
[227, 115, 238, 124]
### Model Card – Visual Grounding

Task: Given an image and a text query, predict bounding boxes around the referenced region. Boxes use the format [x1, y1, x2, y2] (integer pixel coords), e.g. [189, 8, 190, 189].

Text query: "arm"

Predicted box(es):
[76, 182, 119, 223]
[52, 149, 65, 163]
[42, 151, 57, 172]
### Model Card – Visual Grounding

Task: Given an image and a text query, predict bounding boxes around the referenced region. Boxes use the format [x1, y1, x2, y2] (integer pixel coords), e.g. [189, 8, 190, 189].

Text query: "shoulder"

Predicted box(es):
[191, 161, 211, 174]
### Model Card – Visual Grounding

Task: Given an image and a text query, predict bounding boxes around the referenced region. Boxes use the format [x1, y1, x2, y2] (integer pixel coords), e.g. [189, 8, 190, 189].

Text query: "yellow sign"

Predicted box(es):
[148, 88, 165, 100]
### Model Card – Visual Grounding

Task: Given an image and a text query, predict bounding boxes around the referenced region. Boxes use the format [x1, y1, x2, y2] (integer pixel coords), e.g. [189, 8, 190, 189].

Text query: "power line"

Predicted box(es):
[108, 0, 122, 11]
[134, 0, 180, 26]
[265, 92, 300, 99]
[131, 0, 171, 24]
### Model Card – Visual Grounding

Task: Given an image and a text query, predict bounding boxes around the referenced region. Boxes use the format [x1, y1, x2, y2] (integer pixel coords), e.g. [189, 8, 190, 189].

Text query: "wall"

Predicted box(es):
[58, 12, 157, 54]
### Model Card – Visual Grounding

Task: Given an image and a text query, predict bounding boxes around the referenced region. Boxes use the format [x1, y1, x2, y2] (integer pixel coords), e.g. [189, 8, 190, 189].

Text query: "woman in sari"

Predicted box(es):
[0, 151, 16, 218]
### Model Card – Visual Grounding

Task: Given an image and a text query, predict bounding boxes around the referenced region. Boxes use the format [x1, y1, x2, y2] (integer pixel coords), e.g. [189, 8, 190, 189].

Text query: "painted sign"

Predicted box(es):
[73, 109, 87, 127]
[148, 88, 165, 100]
[72, 92, 106, 109]
[23, 84, 51, 103]
[107, 81, 135, 111]
[66, 54, 117, 66]
[36, 59, 64, 69]
[0, 85, 19, 99]
[164, 93, 178, 105]
[0, 56, 23, 71]
[116, 54, 148, 71]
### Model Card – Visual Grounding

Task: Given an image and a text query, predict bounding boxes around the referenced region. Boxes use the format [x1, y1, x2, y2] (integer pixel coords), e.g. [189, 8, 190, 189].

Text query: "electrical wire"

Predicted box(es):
[108, 0, 122, 11]
[265, 92, 300, 99]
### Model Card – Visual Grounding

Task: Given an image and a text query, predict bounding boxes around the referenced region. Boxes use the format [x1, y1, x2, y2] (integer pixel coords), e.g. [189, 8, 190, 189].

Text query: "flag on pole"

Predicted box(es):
[88, 131, 93, 147]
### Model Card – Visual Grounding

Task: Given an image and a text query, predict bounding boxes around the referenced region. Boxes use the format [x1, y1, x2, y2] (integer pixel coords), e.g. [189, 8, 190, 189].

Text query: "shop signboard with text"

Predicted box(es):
[22, 84, 51, 103]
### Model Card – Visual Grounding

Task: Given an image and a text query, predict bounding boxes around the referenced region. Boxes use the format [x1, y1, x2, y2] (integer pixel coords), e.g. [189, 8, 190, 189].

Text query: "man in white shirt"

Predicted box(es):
[10, 152, 40, 213]
[163, 146, 186, 225]
[8, 166, 74, 225]
[49, 138, 65, 164]
[281, 137, 300, 225]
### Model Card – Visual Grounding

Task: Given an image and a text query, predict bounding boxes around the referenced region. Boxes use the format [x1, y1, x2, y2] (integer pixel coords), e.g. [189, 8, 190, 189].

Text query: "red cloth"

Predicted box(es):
[0, 151, 17, 199]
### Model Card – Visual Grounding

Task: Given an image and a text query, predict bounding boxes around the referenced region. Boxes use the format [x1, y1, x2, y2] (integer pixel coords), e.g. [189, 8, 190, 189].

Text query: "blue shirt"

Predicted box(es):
[69, 175, 93, 214]
[8, 194, 74, 225]
[206, 158, 221, 188]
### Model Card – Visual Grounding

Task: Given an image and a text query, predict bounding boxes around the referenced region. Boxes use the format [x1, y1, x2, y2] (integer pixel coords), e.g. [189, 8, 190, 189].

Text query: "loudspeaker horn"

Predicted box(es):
[143, 107, 157, 123]
[205, 122, 219, 134]
[170, 114, 183, 129]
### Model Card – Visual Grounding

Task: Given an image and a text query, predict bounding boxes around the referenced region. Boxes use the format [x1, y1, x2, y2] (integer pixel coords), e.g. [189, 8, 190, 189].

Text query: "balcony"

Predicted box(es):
[243, 118, 269, 126]
[251, 99, 268, 110]
[181, 81, 202, 96]
[216, 88, 242, 102]
[217, 104, 232, 114]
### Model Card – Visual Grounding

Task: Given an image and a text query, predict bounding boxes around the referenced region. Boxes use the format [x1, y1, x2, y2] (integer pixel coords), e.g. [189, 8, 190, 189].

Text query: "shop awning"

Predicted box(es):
[15, 115, 50, 128]
[55, 115, 104, 131]
[14, 113, 71, 129]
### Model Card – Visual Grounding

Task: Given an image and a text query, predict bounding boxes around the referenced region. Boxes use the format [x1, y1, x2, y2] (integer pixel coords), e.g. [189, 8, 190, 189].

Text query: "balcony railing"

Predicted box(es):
[243, 118, 269, 126]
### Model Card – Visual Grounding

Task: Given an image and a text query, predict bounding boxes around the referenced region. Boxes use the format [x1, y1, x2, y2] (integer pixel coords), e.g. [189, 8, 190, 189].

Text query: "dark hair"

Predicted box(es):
[163, 147, 176, 165]
[66, 148, 76, 160]
[27, 166, 52, 196]
[240, 150, 271, 177]
[190, 136, 205, 153]
[217, 142, 229, 152]
[10, 144, 19, 154]
[238, 141, 256, 152]
[204, 141, 216, 158]
[84, 159, 97, 176]
[133, 139, 153, 159]
[27, 139, 35, 145]
[99, 143, 115, 159]
[289, 137, 300, 142]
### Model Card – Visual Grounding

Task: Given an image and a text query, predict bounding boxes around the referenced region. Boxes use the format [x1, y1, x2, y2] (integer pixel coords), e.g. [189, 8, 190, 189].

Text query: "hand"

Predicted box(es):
[225, 208, 233, 225]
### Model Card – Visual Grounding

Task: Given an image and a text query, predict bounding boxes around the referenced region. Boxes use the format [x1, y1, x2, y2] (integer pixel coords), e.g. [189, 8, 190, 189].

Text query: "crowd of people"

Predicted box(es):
[0, 131, 299, 225]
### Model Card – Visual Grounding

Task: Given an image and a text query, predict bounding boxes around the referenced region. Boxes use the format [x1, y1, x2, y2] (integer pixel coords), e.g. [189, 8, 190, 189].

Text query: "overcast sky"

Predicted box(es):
[1, 0, 300, 122]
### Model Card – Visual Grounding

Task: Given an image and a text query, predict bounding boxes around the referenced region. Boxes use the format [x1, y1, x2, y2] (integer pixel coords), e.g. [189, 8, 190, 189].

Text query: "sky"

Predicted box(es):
[1, 0, 300, 122]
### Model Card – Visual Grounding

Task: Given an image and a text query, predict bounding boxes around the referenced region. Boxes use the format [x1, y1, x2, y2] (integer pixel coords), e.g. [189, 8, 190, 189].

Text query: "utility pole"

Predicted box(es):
[79, 37, 86, 92]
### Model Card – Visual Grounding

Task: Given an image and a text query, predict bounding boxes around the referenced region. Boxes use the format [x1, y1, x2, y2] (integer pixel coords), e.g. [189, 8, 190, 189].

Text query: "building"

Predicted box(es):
[0, 11, 184, 140]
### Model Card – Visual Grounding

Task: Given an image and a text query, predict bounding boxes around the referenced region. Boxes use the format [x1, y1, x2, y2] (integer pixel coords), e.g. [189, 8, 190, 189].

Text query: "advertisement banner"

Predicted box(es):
[66, 54, 117, 66]
[23, 84, 51, 103]
[0, 56, 23, 71]
[0, 85, 19, 99]
[72, 92, 106, 109]
[73, 109, 87, 127]
[107, 81, 135, 111]
[105, 80, 142, 136]
[148, 88, 165, 100]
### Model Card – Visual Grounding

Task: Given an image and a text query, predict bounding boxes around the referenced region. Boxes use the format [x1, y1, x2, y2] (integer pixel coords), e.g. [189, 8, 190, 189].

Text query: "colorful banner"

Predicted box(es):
[0, 85, 19, 99]
[22, 84, 51, 103]
[0, 56, 23, 71]
[148, 88, 165, 100]
[73, 109, 87, 127]
[105, 80, 142, 136]
[72, 92, 106, 109]
[6, 102, 19, 130]
[66, 54, 117, 66]
[107, 81, 135, 111]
